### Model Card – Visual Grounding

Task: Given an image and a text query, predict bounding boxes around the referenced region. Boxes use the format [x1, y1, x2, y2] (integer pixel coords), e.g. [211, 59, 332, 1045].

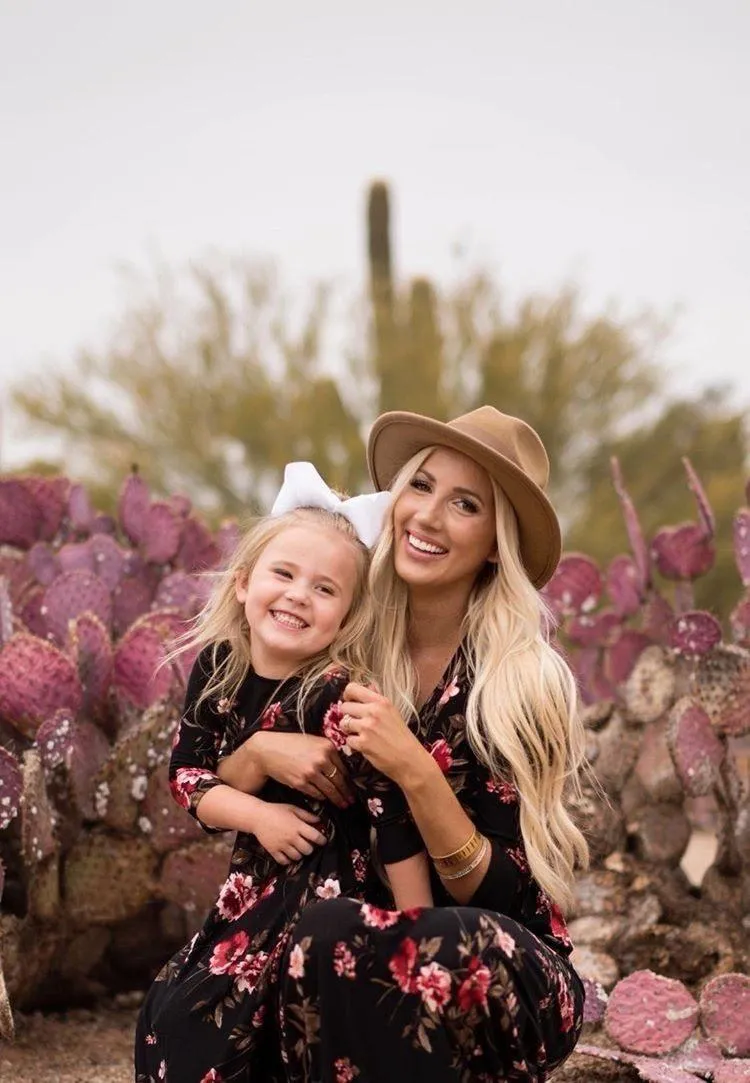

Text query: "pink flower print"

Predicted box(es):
[494, 928, 516, 957]
[334, 1058, 359, 1083]
[400, 907, 424, 920]
[367, 797, 383, 818]
[547, 898, 572, 947]
[556, 969, 575, 1033]
[209, 930, 250, 975]
[486, 777, 518, 803]
[145, 1033, 157, 1046]
[260, 701, 282, 729]
[324, 664, 348, 682]
[506, 845, 530, 874]
[438, 677, 460, 706]
[169, 767, 216, 811]
[322, 701, 351, 753]
[361, 903, 400, 929]
[333, 942, 357, 979]
[216, 697, 234, 715]
[199, 1071, 223, 1083]
[428, 738, 453, 773]
[288, 943, 305, 979]
[388, 936, 419, 993]
[416, 962, 452, 1013]
[350, 849, 368, 883]
[216, 872, 259, 920]
[315, 877, 341, 900]
[235, 950, 269, 994]
[158, 1060, 167, 1079]
[456, 956, 491, 1011]
[261, 876, 278, 899]
[252, 1005, 266, 1028]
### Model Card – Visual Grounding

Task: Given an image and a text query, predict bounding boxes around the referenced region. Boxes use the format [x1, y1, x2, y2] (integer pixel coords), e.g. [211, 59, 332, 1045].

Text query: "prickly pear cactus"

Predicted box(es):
[0, 470, 235, 1033]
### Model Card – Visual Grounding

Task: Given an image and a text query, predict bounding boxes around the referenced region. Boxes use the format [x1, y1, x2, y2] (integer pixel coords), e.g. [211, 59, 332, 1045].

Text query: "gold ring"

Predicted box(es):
[323, 765, 339, 780]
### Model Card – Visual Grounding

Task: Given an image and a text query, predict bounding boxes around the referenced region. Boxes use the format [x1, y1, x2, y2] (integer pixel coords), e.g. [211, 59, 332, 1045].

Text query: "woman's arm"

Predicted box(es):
[384, 852, 434, 909]
[342, 684, 492, 905]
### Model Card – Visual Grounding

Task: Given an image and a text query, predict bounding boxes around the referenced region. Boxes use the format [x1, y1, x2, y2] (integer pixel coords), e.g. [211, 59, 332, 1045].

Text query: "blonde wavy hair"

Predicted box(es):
[369, 448, 589, 911]
[175, 507, 373, 720]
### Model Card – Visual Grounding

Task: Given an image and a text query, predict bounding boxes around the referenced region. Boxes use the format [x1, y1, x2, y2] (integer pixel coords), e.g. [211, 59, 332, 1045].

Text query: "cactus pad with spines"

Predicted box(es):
[699, 973, 750, 1055]
[604, 970, 699, 1054]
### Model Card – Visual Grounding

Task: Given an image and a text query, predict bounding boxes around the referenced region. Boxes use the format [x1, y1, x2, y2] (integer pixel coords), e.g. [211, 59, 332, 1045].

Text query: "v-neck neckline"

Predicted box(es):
[416, 642, 466, 717]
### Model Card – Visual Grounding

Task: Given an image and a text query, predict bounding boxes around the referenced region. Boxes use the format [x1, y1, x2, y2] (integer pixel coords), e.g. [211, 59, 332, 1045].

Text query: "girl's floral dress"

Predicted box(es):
[134, 648, 396, 1083]
[278, 648, 585, 1083]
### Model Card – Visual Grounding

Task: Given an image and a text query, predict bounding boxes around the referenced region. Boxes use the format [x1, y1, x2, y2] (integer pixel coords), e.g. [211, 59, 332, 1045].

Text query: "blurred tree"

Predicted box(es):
[11, 181, 748, 616]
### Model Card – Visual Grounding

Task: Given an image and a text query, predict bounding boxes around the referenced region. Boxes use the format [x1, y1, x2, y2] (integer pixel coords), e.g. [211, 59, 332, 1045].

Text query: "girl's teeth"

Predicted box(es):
[273, 611, 306, 628]
[408, 533, 446, 555]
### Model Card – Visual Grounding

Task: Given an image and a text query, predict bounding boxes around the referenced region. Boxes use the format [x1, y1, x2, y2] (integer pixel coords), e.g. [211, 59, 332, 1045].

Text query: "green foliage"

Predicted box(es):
[11, 181, 748, 613]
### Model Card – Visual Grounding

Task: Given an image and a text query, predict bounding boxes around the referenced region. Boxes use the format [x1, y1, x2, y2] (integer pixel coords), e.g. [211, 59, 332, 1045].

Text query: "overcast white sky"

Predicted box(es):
[2, 0, 749, 465]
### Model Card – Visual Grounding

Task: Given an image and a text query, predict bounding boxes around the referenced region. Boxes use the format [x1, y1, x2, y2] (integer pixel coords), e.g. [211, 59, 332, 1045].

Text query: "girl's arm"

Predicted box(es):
[195, 785, 327, 866]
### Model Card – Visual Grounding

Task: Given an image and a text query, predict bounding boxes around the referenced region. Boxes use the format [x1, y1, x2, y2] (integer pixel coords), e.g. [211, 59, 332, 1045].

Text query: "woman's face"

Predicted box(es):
[392, 447, 497, 597]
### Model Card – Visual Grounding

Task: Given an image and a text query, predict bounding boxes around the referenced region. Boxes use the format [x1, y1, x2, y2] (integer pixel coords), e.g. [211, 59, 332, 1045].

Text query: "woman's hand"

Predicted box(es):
[220, 732, 354, 809]
[340, 683, 429, 786]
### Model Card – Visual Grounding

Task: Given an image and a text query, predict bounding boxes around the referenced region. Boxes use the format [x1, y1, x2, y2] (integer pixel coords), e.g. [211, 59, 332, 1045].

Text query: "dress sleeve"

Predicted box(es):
[461, 769, 531, 917]
[168, 646, 230, 832]
[305, 673, 425, 865]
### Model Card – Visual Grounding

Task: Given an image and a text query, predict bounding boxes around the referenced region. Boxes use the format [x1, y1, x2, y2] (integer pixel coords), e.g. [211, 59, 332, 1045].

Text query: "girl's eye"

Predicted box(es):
[273, 568, 292, 579]
[410, 476, 430, 492]
[316, 584, 335, 596]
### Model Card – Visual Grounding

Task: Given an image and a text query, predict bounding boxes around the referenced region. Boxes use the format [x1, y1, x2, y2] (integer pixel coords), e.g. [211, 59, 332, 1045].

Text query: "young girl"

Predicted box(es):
[134, 465, 432, 1083]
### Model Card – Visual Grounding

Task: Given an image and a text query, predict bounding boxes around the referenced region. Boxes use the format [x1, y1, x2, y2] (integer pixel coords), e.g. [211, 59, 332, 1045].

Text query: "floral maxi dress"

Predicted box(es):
[134, 650, 391, 1083]
[278, 649, 585, 1083]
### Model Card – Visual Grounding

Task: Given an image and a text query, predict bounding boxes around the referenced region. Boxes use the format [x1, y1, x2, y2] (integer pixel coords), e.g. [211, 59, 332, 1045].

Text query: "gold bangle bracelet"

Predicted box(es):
[429, 828, 480, 869]
[438, 838, 489, 880]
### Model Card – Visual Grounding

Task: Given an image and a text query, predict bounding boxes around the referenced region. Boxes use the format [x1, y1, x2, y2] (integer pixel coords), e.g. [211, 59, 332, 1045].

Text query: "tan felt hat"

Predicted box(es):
[367, 405, 561, 588]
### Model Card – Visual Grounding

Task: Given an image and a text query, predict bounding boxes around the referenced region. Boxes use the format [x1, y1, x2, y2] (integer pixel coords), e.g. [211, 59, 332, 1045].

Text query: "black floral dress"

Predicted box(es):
[278, 649, 585, 1083]
[134, 648, 395, 1083]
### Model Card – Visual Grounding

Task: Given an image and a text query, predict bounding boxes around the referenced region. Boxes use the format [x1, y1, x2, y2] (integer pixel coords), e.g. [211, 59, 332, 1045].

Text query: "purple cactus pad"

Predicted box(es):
[0, 633, 83, 737]
[66, 612, 114, 720]
[167, 494, 192, 518]
[713, 1063, 750, 1083]
[17, 585, 49, 639]
[216, 520, 240, 563]
[90, 514, 117, 535]
[0, 746, 23, 830]
[668, 611, 722, 656]
[176, 516, 220, 574]
[604, 970, 698, 1055]
[141, 501, 183, 565]
[604, 629, 651, 685]
[57, 540, 95, 575]
[0, 480, 43, 548]
[606, 554, 643, 616]
[610, 458, 650, 590]
[582, 977, 608, 1024]
[112, 619, 177, 714]
[699, 973, 750, 1055]
[733, 509, 750, 587]
[67, 483, 94, 532]
[43, 570, 113, 644]
[730, 595, 750, 647]
[34, 710, 110, 820]
[154, 571, 205, 618]
[682, 458, 716, 539]
[118, 471, 150, 544]
[20, 477, 67, 541]
[0, 578, 12, 648]
[112, 570, 158, 637]
[27, 542, 61, 587]
[667, 698, 724, 797]
[651, 524, 715, 581]
[641, 593, 675, 643]
[543, 554, 602, 617]
[88, 534, 126, 591]
[567, 609, 622, 648]
[694, 645, 750, 738]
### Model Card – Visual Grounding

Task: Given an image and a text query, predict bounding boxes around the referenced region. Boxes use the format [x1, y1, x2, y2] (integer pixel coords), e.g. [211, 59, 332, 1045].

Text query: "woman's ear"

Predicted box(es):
[487, 547, 500, 565]
[235, 570, 249, 603]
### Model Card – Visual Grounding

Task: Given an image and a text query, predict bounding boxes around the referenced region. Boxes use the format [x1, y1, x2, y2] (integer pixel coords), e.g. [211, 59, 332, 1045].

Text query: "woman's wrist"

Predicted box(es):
[395, 744, 441, 796]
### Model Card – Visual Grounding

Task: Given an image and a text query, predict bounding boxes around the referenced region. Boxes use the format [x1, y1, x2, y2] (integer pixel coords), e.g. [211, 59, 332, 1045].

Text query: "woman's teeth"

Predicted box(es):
[407, 532, 447, 555]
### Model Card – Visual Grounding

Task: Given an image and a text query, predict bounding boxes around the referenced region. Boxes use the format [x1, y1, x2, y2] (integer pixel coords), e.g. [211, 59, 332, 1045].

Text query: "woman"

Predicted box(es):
[220, 406, 588, 1082]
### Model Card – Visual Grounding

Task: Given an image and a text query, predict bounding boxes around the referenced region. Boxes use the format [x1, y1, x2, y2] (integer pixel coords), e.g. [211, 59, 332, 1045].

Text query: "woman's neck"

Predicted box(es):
[407, 587, 469, 654]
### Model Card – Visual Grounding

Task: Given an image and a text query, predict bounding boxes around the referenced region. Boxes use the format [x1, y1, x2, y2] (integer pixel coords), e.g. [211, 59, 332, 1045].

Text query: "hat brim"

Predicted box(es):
[367, 412, 561, 588]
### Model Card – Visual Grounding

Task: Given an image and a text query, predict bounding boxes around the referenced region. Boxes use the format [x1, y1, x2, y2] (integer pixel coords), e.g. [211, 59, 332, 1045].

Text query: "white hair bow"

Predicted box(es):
[270, 462, 392, 548]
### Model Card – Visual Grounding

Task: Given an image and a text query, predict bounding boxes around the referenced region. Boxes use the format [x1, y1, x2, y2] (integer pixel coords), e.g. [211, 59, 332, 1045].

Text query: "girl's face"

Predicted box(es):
[236, 523, 359, 677]
[392, 447, 497, 598]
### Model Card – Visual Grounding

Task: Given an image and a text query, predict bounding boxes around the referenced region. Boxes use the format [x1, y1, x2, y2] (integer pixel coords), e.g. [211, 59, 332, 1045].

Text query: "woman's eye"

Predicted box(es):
[410, 477, 430, 492]
[457, 498, 479, 514]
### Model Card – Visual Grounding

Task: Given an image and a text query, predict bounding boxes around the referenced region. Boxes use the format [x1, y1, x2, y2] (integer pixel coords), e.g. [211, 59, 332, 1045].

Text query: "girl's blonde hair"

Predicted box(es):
[177, 507, 373, 717]
[369, 448, 589, 911]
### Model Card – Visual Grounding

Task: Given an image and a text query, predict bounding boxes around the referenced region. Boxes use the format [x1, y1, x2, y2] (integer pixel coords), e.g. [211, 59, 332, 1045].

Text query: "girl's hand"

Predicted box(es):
[248, 732, 354, 808]
[340, 683, 428, 786]
[253, 803, 328, 865]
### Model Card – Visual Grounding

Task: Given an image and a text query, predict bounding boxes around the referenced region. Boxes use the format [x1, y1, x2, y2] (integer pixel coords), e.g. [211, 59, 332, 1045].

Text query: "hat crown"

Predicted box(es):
[448, 406, 550, 491]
